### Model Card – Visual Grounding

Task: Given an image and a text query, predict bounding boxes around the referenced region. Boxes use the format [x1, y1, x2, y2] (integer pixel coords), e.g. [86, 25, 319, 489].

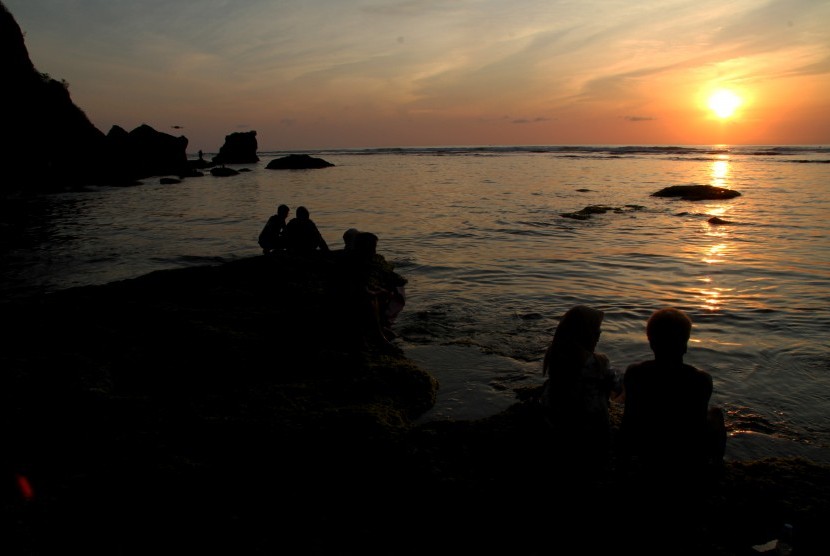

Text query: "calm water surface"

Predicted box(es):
[2, 145, 829, 462]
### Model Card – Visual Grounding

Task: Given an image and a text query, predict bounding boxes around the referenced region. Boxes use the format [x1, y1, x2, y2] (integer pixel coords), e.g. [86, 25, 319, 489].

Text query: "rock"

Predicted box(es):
[708, 216, 733, 225]
[266, 153, 335, 169]
[159, 177, 181, 185]
[212, 130, 259, 164]
[1, 4, 191, 190]
[561, 204, 645, 220]
[653, 184, 741, 201]
[210, 166, 240, 177]
[2, 3, 106, 190]
[1, 253, 829, 554]
[105, 123, 189, 182]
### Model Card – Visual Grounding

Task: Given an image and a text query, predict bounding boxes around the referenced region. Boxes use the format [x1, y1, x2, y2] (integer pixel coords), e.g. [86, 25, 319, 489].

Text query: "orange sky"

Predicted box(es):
[7, 0, 830, 151]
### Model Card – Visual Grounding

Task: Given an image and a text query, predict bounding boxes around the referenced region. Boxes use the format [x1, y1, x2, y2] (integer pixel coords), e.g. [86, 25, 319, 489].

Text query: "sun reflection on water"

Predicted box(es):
[710, 158, 730, 188]
[702, 242, 728, 264]
[696, 276, 734, 312]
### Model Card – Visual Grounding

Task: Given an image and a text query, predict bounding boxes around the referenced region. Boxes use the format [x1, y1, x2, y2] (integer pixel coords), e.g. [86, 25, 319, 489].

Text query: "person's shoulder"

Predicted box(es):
[623, 360, 655, 384]
[625, 360, 654, 373]
[685, 364, 713, 385]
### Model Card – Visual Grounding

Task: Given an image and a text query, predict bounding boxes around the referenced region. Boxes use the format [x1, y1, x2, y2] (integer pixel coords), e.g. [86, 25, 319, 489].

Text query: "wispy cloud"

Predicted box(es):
[6, 0, 829, 147]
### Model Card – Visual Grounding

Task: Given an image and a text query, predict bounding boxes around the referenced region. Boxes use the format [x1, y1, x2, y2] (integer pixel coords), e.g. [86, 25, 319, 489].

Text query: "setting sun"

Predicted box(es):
[707, 89, 742, 119]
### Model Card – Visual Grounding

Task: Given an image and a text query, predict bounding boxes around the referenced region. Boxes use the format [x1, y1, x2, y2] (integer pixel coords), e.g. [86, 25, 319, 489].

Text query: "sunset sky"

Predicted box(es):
[7, 0, 830, 151]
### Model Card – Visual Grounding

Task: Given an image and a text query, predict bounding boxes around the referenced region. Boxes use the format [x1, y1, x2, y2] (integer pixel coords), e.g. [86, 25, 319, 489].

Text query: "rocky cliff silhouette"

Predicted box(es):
[1, 2, 188, 191]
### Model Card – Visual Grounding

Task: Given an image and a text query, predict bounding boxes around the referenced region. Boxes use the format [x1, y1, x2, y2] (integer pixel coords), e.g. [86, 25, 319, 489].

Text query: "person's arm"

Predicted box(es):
[316, 227, 329, 251]
[697, 371, 714, 422]
[597, 353, 624, 402]
[258, 218, 274, 249]
[610, 367, 625, 403]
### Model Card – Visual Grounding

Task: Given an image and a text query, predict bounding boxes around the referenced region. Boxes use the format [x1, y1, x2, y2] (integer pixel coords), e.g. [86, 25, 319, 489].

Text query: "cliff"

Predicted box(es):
[1, 2, 190, 191]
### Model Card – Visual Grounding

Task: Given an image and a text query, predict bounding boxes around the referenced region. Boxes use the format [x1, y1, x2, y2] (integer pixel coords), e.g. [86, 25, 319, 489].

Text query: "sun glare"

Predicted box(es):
[707, 89, 742, 119]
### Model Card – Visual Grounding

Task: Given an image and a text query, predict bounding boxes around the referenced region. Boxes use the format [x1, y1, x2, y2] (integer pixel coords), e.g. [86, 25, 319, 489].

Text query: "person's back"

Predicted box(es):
[540, 305, 621, 473]
[258, 204, 289, 254]
[622, 359, 713, 463]
[332, 231, 406, 347]
[620, 307, 726, 551]
[283, 206, 329, 254]
[621, 307, 725, 474]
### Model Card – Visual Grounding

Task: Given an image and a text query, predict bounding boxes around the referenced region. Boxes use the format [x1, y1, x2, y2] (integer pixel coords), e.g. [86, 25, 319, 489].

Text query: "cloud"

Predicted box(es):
[512, 117, 551, 124]
[625, 116, 655, 122]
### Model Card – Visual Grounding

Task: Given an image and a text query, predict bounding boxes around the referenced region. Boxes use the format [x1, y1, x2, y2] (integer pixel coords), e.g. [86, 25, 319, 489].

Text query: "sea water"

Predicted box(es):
[2, 145, 829, 462]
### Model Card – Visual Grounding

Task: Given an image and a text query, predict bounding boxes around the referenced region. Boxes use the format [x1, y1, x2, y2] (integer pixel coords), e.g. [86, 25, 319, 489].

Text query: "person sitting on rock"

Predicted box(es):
[258, 204, 290, 255]
[343, 228, 360, 252]
[620, 307, 726, 477]
[540, 305, 623, 475]
[283, 206, 329, 255]
[332, 231, 407, 348]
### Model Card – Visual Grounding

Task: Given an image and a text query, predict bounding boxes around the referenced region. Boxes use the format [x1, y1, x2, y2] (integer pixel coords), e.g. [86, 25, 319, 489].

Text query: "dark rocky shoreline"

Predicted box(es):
[2, 254, 829, 555]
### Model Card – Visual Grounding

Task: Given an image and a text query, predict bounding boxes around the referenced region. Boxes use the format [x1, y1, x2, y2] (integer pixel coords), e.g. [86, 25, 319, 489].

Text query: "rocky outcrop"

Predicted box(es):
[2, 253, 829, 555]
[104, 124, 189, 182]
[266, 153, 335, 169]
[2, 2, 106, 190]
[212, 130, 259, 164]
[1, 3, 190, 190]
[653, 184, 741, 200]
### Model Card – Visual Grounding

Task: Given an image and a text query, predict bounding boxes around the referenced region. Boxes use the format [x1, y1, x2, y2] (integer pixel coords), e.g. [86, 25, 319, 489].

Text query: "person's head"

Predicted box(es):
[296, 206, 310, 220]
[554, 305, 604, 352]
[353, 232, 378, 258]
[343, 228, 360, 250]
[646, 307, 692, 358]
[543, 305, 604, 376]
[277, 204, 289, 217]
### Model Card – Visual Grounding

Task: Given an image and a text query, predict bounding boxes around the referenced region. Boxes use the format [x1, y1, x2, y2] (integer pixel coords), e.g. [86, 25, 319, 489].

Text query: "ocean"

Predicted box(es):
[2, 144, 829, 463]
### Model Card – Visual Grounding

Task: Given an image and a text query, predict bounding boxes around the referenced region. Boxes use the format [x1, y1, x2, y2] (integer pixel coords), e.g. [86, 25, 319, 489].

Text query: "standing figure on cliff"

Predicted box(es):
[258, 204, 290, 255]
[540, 305, 623, 474]
[283, 206, 329, 254]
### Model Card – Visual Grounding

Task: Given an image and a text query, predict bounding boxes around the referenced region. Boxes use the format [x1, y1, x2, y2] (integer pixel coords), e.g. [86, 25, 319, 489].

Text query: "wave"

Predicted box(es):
[256, 144, 830, 161]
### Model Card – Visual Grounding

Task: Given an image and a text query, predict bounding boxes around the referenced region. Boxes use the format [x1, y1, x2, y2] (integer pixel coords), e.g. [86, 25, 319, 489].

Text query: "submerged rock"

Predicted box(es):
[210, 166, 240, 177]
[708, 216, 733, 225]
[653, 184, 741, 201]
[561, 204, 645, 220]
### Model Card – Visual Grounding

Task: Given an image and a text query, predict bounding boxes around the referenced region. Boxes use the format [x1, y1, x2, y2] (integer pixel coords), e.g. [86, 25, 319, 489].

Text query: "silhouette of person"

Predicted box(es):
[258, 204, 290, 255]
[283, 206, 329, 254]
[539, 305, 622, 473]
[618, 307, 728, 552]
[343, 228, 360, 252]
[620, 307, 726, 476]
[332, 231, 406, 348]
[198, 149, 204, 161]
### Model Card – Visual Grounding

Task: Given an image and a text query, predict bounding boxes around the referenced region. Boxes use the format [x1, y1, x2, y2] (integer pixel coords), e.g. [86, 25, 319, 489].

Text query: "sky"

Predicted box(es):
[6, 0, 830, 151]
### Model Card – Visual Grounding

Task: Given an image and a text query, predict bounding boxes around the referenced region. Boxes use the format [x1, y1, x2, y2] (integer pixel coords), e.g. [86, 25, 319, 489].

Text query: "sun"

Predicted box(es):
[707, 89, 742, 119]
